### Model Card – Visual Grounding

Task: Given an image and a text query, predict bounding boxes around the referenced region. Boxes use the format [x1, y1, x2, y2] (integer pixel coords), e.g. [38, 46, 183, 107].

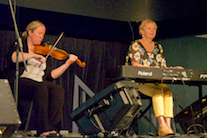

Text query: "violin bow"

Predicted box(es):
[38, 32, 64, 68]
[45, 32, 64, 60]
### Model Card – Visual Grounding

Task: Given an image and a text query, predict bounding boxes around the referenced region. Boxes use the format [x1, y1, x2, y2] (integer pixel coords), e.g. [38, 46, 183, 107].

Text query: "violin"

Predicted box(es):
[34, 44, 86, 68]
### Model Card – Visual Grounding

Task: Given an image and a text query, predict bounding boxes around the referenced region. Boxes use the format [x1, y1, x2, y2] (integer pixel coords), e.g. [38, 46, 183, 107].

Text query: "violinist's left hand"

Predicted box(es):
[65, 54, 78, 65]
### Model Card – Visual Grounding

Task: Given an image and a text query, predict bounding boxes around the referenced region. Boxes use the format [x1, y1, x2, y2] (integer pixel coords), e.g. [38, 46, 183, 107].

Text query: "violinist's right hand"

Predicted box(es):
[32, 53, 46, 63]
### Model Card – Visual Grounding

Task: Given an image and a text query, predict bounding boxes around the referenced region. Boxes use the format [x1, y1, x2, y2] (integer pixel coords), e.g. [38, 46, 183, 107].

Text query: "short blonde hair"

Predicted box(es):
[139, 19, 157, 35]
[22, 20, 45, 37]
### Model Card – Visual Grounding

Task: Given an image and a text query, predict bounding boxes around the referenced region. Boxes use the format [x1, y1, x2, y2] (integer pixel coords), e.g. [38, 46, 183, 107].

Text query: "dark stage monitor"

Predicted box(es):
[0, 79, 21, 138]
[69, 80, 142, 136]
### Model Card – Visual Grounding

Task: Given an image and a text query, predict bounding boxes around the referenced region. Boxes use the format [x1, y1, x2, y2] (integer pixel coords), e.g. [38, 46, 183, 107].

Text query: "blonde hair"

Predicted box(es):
[139, 19, 157, 36]
[22, 20, 45, 37]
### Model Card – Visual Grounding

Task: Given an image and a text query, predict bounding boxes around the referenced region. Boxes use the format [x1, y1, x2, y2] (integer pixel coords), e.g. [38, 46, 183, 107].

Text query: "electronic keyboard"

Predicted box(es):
[107, 65, 207, 85]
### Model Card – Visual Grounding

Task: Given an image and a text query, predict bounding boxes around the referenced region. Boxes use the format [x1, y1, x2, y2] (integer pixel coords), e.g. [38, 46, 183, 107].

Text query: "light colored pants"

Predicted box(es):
[137, 83, 173, 118]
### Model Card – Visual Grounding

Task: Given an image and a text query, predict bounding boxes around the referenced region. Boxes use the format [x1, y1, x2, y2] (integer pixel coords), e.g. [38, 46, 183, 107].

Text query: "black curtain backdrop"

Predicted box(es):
[0, 29, 129, 131]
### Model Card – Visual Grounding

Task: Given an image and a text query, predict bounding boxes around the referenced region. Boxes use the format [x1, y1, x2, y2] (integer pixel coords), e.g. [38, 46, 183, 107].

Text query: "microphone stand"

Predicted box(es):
[8, 0, 27, 104]
[8, 1, 28, 137]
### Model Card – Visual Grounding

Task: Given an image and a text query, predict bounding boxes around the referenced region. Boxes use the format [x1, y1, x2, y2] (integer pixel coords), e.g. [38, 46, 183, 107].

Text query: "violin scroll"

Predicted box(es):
[76, 59, 86, 68]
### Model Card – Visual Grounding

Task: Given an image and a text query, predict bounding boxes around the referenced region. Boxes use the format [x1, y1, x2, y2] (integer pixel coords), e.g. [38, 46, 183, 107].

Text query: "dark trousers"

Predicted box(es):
[18, 78, 64, 134]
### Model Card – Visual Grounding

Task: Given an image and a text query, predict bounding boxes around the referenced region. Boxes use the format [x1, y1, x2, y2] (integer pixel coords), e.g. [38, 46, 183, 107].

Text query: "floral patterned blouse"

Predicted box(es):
[128, 40, 167, 67]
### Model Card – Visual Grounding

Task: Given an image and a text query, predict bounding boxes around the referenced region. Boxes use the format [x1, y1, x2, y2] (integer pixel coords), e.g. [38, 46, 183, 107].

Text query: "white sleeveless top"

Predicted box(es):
[20, 58, 46, 82]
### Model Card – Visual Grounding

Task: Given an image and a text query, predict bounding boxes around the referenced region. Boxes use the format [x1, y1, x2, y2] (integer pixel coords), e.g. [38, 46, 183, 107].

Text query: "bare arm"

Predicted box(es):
[11, 51, 46, 63]
[131, 61, 184, 69]
[51, 54, 78, 79]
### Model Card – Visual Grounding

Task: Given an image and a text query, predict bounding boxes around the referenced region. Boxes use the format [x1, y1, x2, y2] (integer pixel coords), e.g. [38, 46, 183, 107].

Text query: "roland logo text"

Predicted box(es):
[138, 71, 153, 76]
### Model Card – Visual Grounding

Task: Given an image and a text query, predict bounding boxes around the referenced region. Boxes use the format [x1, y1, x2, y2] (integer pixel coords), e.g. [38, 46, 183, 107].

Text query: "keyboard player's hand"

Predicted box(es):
[171, 66, 184, 69]
[151, 66, 160, 68]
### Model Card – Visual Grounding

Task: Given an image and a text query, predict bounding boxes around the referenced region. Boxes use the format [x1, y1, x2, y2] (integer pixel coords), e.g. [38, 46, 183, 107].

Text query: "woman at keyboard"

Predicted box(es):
[127, 19, 183, 136]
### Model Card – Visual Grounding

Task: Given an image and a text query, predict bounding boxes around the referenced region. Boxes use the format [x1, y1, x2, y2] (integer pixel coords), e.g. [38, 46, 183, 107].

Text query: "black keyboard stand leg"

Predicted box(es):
[199, 85, 203, 124]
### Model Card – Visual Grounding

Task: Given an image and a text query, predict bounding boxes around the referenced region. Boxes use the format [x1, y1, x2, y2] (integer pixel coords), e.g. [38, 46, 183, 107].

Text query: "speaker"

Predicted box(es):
[174, 95, 207, 133]
[0, 79, 21, 138]
[70, 80, 142, 136]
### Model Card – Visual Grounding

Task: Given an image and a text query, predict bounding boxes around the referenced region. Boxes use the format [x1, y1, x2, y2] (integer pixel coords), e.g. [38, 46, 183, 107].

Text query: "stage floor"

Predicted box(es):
[10, 131, 207, 138]
[11, 132, 83, 138]
[10, 135, 207, 138]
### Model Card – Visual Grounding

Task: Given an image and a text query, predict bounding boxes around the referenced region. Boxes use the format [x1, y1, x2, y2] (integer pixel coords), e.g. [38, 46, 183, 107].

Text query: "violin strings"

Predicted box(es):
[53, 47, 69, 56]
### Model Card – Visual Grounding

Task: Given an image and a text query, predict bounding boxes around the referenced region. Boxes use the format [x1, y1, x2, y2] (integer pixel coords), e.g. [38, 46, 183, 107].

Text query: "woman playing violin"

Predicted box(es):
[7, 20, 78, 137]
